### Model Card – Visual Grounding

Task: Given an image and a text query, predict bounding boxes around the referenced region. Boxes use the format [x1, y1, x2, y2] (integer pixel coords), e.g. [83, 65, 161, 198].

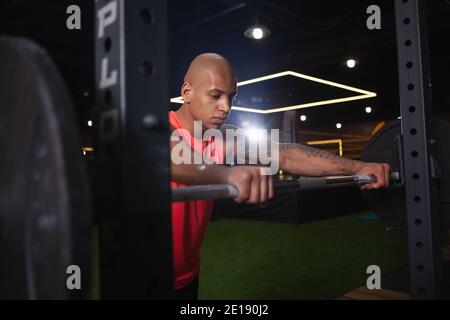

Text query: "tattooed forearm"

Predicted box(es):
[280, 143, 363, 175]
[282, 143, 340, 161]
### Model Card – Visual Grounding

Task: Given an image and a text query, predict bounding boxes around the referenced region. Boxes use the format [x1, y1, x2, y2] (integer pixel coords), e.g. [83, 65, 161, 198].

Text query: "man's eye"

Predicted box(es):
[212, 95, 220, 100]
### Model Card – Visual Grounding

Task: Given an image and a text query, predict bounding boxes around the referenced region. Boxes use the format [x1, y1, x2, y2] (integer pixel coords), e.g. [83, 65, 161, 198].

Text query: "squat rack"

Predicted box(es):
[394, 0, 442, 299]
[93, 0, 443, 299]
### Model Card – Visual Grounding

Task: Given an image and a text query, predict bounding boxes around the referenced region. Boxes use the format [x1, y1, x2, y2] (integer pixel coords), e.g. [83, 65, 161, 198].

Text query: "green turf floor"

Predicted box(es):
[198, 213, 408, 299]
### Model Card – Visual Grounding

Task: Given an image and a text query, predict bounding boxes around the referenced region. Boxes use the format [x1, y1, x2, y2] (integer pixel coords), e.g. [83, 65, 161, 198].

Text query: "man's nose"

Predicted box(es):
[218, 99, 231, 113]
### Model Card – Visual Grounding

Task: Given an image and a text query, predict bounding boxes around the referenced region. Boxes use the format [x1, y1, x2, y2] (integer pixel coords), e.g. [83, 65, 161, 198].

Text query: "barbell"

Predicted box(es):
[0, 36, 448, 299]
[172, 172, 401, 202]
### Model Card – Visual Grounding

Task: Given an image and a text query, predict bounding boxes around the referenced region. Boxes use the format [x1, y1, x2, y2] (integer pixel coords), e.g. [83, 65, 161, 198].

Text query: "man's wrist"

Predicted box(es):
[201, 164, 230, 185]
[350, 160, 366, 174]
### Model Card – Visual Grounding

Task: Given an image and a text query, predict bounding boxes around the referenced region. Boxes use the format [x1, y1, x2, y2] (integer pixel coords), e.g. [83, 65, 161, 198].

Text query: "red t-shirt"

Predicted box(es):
[169, 111, 224, 290]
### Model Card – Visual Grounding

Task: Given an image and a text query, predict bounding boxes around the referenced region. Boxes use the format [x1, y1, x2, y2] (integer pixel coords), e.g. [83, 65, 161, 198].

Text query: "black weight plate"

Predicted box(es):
[0, 37, 92, 299]
[361, 120, 406, 229]
[362, 117, 450, 230]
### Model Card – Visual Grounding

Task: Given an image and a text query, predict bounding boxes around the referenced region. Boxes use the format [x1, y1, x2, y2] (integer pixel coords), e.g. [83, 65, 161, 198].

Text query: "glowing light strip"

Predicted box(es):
[232, 94, 375, 114]
[170, 70, 377, 114]
[286, 71, 374, 95]
[236, 71, 291, 86]
[298, 130, 368, 139]
[307, 139, 343, 157]
[170, 96, 184, 103]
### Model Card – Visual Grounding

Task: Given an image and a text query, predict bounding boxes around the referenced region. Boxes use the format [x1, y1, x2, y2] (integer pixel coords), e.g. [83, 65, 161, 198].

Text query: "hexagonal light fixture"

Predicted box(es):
[171, 70, 377, 114]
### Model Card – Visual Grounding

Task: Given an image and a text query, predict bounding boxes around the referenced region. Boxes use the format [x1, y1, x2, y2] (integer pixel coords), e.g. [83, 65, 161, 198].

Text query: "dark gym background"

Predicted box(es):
[1, 0, 449, 299]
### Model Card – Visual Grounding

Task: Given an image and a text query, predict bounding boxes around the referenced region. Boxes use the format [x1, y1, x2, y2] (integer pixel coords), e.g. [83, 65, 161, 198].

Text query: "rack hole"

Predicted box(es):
[140, 9, 153, 25]
[104, 37, 112, 53]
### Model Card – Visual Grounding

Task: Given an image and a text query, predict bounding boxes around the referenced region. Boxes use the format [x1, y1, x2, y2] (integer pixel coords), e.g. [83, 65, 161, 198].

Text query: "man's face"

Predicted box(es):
[187, 69, 237, 129]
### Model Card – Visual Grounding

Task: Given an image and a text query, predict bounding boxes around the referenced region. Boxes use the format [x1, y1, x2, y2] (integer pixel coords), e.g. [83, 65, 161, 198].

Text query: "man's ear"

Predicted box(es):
[181, 82, 192, 103]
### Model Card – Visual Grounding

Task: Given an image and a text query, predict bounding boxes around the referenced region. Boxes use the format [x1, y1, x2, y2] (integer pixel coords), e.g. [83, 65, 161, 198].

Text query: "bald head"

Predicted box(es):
[179, 53, 236, 129]
[184, 53, 236, 87]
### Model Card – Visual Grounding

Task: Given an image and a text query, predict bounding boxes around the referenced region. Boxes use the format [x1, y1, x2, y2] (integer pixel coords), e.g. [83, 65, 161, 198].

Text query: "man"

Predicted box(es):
[169, 53, 390, 299]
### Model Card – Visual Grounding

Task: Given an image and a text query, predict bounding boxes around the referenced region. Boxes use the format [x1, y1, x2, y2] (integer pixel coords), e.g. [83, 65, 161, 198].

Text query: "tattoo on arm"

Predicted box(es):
[281, 143, 339, 161]
[280, 143, 359, 175]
